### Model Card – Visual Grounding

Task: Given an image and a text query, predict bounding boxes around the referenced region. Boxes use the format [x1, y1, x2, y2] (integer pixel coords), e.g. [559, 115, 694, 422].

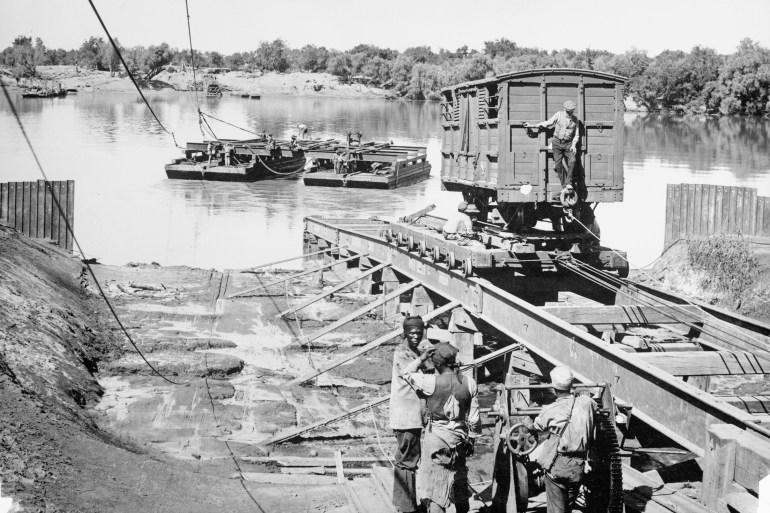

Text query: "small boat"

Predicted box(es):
[21, 86, 67, 98]
[165, 138, 307, 181]
[303, 139, 431, 189]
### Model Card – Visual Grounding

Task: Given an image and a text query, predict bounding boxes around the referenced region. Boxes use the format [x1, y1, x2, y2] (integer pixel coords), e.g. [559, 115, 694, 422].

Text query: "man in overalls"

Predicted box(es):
[524, 101, 581, 201]
[533, 366, 596, 513]
[401, 343, 480, 513]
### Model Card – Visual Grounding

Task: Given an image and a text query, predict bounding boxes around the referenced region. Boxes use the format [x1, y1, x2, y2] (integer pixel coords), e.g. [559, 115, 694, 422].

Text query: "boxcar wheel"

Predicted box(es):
[462, 258, 473, 278]
[419, 240, 427, 257]
[432, 246, 441, 262]
[448, 252, 456, 269]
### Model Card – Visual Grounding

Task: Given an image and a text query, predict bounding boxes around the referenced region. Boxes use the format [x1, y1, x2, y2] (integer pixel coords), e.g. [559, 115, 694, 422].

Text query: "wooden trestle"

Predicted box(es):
[285, 215, 770, 513]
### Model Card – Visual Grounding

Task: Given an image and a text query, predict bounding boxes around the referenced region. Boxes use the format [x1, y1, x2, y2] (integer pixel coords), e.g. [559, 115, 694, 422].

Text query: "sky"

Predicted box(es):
[2, 0, 769, 57]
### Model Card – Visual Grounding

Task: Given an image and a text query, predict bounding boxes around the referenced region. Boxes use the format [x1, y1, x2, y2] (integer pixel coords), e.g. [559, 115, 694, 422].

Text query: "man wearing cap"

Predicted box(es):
[442, 202, 476, 240]
[390, 315, 428, 513]
[401, 343, 481, 513]
[523, 101, 581, 200]
[533, 366, 596, 513]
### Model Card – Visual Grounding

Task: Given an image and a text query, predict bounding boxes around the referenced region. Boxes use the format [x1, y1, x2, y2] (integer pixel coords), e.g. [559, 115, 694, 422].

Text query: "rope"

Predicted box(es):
[183, 0, 205, 139]
[284, 280, 317, 374]
[369, 405, 395, 467]
[200, 112, 260, 136]
[1, 80, 184, 386]
[87, 0, 184, 150]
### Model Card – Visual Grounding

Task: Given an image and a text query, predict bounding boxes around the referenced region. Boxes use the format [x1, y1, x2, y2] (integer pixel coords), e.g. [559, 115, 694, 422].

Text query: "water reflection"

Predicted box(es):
[624, 113, 770, 178]
[0, 91, 768, 270]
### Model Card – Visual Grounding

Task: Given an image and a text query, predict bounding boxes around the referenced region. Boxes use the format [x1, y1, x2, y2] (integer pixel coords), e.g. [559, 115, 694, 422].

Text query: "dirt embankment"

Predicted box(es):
[632, 236, 770, 323]
[1, 65, 394, 99]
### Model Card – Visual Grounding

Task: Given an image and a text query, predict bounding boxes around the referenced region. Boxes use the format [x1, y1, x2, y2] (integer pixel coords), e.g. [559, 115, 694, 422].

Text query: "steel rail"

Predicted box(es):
[303, 216, 770, 453]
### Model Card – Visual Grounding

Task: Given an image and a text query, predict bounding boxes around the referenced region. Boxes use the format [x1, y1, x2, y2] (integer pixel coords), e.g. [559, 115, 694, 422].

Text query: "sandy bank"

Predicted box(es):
[1, 65, 395, 99]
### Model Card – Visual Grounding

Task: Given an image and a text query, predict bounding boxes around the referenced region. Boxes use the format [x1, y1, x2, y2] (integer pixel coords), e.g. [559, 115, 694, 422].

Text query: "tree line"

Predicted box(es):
[3, 35, 769, 116]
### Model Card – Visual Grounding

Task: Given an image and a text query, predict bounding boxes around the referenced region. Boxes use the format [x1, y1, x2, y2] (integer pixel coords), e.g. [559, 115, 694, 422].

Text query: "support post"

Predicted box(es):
[381, 267, 402, 323]
[409, 285, 435, 317]
[449, 307, 481, 370]
[702, 424, 740, 510]
[357, 256, 382, 295]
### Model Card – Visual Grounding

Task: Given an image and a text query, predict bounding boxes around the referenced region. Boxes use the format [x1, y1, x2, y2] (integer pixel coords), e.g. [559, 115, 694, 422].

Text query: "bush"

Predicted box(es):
[686, 234, 759, 298]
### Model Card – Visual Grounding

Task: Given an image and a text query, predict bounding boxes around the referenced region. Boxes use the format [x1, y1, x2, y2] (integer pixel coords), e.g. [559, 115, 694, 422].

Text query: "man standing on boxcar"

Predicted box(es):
[524, 101, 581, 200]
[390, 315, 428, 513]
[533, 366, 596, 513]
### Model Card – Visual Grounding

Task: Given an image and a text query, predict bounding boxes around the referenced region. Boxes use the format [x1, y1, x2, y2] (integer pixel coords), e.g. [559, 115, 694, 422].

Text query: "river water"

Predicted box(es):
[1, 91, 768, 270]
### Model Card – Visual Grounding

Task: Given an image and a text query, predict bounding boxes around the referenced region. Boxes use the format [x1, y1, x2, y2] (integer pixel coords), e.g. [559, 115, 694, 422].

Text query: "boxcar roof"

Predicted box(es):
[441, 68, 627, 93]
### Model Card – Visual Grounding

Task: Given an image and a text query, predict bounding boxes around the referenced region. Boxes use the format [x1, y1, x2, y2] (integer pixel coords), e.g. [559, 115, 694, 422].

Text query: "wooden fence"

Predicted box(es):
[665, 183, 770, 248]
[0, 180, 74, 251]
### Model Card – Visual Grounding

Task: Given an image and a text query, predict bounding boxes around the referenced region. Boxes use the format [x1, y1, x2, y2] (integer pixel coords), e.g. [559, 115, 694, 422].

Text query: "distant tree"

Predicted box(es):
[208, 51, 225, 68]
[349, 44, 397, 61]
[361, 56, 392, 86]
[225, 52, 249, 70]
[327, 53, 352, 81]
[484, 38, 518, 60]
[7, 35, 46, 77]
[406, 63, 440, 99]
[404, 46, 436, 64]
[706, 39, 770, 115]
[390, 54, 415, 95]
[254, 39, 290, 72]
[297, 45, 330, 72]
[77, 36, 103, 70]
[98, 38, 122, 76]
[141, 43, 175, 80]
[462, 53, 494, 81]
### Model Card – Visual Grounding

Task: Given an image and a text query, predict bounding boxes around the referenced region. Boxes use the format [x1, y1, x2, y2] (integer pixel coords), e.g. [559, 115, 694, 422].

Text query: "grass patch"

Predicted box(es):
[686, 234, 758, 298]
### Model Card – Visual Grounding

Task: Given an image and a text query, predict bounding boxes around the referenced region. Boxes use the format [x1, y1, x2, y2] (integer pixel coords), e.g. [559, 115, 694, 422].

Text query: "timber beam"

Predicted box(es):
[303, 216, 770, 454]
[635, 351, 770, 376]
[541, 305, 705, 325]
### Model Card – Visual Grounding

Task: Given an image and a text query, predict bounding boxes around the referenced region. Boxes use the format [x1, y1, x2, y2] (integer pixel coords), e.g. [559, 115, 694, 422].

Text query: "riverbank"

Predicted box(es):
[0, 65, 395, 99]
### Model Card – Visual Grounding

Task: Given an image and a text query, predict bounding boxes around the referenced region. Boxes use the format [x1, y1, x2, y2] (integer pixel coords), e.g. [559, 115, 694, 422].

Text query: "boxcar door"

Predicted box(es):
[500, 79, 541, 200]
[582, 82, 621, 200]
[455, 88, 480, 183]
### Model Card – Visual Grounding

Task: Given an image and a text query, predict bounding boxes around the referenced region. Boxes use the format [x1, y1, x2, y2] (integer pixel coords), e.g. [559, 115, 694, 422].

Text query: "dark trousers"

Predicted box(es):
[393, 428, 422, 512]
[552, 137, 576, 188]
[545, 455, 585, 513]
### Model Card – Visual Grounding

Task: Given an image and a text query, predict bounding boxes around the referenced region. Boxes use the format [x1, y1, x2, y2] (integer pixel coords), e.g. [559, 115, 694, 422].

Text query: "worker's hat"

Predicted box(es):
[564, 100, 577, 111]
[550, 366, 574, 390]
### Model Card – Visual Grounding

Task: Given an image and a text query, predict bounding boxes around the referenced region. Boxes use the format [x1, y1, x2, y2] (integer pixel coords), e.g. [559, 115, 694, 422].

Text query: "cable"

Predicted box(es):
[200, 112, 259, 136]
[1, 80, 184, 386]
[87, 0, 183, 150]
[183, 0, 203, 135]
[369, 404, 395, 468]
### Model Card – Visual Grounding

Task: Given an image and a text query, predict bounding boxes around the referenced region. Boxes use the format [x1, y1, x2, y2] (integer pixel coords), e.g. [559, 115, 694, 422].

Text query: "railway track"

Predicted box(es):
[271, 215, 770, 512]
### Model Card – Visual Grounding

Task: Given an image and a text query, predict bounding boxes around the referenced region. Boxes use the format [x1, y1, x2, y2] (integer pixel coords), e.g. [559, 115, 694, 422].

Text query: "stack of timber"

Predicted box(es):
[165, 137, 309, 181]
[303, 140, 431, 189]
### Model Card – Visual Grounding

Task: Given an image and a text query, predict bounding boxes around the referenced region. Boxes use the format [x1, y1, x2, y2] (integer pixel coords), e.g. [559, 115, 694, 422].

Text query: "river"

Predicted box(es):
[1, 91, 768, 270]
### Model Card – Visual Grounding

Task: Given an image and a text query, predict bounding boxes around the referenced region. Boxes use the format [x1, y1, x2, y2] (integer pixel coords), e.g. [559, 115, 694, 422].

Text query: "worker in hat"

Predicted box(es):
[390, 315, 430, 513]
[400, 342, 480, 513]
[442, 201, 477, 241]
[297, 123, 308, 139]
[533, 366, 596, 513]
[523, 101, 582, 202]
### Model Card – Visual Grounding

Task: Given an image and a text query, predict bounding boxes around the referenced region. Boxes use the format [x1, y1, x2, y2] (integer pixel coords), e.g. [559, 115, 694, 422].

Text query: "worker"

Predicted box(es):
[267, 134, 277, 151]
[390, 315, 428, 513]
[223, 143, 233, 166]
[533, 366, 596, 513]
[289, 135, 299, 151]
[442, 202, 476, 240]
[297, 124, 308, 139]
[207, 141, 216, 165]
[523, 101, 581, 201]
[401, 342, 480, 513]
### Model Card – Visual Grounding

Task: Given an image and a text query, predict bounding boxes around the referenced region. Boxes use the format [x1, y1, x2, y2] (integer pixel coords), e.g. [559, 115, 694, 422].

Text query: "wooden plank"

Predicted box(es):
[755, 195, 765, 237]
[241, 456, 389, 466]
[707, 184, 717, 236]
[541, 305, 705, 325]
[736, 187, 746, 235]
[646, 342, 703, 352]
[693, 184, 702, 237]
[66, 180, 75, 250]
[50, 181, 60, 244]
[22, 181, 31, 236]
[762, 197, 770, 237]
[36, 180, 45, 237]
[664, 184, 675, 246]
[715, 186, 724, 234]
[674, 184, 684, 241]
[57, 181, 68, 247]
[28, 180, 38, 238]
[728, 186, 738, 233]
[717, 396, 770, 414]
[685, 184, 696, 239]
[734, 429, 770, 494]
[635, 351, 770, 376]
[334, 451, 345, 484]
[43, 181, 52, 239]
[748, 188, 757, 236]
[702, 424, 739, 509]
[0, 182, 7, 224]
[14, 182, 23, 230]
[699, 317, 770, 358]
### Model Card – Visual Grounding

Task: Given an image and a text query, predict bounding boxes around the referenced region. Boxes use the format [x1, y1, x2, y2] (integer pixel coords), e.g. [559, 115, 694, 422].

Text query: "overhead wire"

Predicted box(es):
[1, 80, 184, 386]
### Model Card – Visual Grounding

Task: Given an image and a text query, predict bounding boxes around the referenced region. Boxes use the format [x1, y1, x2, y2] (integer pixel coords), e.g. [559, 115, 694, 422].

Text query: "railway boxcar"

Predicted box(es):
[440, 68, 626, 232]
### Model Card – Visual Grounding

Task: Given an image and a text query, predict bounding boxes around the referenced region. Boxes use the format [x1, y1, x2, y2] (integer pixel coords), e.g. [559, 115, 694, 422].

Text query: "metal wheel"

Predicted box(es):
[448, 251, 456, 269]
[383, 228, 393, 243]
[407, 235, 415, 252]
[491, 416, 530, 513]
[462, 258, 473, 278]
[419, 240, 427, 257]
[432, 245, 441, 262]
[505, 423, 538, 456]
[396, 232, 405, 247]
